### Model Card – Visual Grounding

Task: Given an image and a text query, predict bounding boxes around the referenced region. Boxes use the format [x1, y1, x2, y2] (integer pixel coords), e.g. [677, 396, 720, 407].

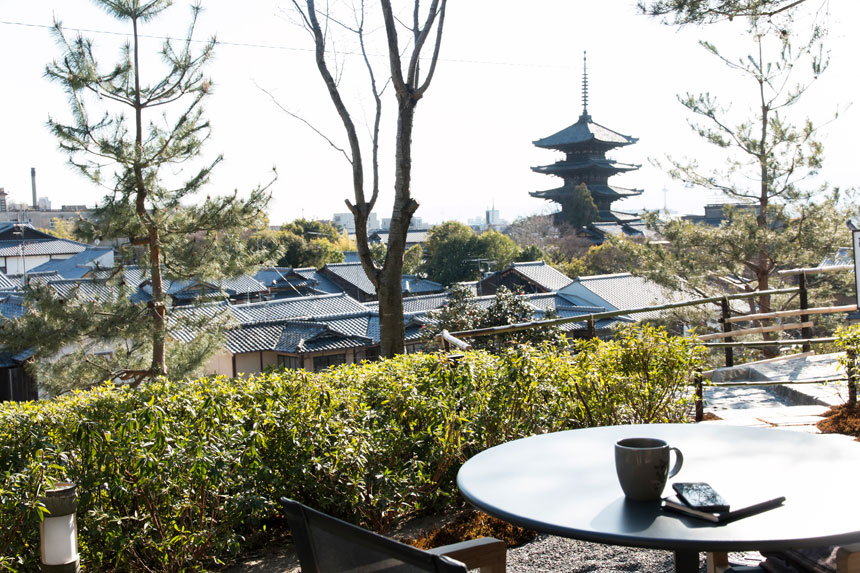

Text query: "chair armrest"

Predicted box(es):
[426, 536, 507, 573]
[836, 543, 860, 573]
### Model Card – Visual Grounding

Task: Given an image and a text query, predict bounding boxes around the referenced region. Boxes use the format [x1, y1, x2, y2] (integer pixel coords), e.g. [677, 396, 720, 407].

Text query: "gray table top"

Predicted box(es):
[457, 424, 860, 552]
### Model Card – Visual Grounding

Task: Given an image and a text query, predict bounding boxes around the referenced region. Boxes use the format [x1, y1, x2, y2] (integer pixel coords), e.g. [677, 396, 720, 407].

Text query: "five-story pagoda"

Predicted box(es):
[531, 53, 645, 242]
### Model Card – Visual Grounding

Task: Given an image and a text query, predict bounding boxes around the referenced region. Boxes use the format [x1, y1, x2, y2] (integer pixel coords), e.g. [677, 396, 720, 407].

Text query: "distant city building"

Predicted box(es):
[368, 229, 429, 250]
[681, 203, 759, 227]
[530, 53, 647, 245]
[333, 212, 379, 233]
[380, 216, 424, 231]
[0, 187, 93, 229]
[468, 207, 508, 232]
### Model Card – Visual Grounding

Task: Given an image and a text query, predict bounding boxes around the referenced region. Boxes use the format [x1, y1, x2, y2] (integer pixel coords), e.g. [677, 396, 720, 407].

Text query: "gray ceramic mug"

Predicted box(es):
[615, 437, 683, 501]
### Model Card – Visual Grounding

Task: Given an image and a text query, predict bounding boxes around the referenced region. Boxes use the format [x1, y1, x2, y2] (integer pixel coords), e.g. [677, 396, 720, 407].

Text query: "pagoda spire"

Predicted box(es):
[581, 51, 590, 120]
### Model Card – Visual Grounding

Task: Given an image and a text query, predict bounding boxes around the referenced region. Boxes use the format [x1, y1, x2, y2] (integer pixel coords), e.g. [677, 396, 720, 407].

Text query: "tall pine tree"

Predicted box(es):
[0, 1, 273, 391]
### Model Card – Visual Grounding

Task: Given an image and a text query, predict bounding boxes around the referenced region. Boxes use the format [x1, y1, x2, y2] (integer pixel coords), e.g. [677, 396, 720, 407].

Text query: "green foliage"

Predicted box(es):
[648, 14, 829, 309]
[645, 194, 852, 312]
[402, 244, 424, 275]
[576, 236, 652, 277]
[422, 284, 486, 342]
[516, 244, 545, 263]
[836, 323, 860, 376]
[569, 324, 706, 425]
[420, 222, 521, 286]
[473, 230, 519, 272]
[421, 221, 480, 286]
[247, 225, 344, 268]
[367, 242, 423, 275]
[423, 286, 567, 351]
[39, 218, 82, 241]
[0, 329, 703, 570]
[559, 183, 598, 228]
[281, 218, 342, 243]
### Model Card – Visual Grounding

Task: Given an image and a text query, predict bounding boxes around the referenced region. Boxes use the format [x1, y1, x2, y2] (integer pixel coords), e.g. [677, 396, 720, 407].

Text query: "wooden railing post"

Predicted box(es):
[848, 349, 857, 409]
[721, 298, 733, 367]
[694, 370, 704, 422]
[799, 272, 812, 353]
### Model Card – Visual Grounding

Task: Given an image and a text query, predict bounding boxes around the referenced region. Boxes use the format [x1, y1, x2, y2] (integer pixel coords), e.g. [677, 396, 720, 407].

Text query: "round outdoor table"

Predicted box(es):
[457, 424, 860, 572]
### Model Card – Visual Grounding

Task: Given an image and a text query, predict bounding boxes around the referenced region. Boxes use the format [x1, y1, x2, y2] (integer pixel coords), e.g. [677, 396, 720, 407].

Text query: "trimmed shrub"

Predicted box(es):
[0, 326, 703, 571]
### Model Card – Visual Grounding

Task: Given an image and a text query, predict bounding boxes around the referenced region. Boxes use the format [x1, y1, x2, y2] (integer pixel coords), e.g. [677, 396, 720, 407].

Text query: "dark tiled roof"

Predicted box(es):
[0, 348, 34, 367]
[224, 315, 373, 354]
[165, 275, 268, 299]
[562, 273, 689, 321]
[0, 223, 61, 241]
[533, 115, 637, 149]
[28, 247, 113, 279]
[321, 262, 376, 297]
[122, 266, 147, 287]
[0, 270, 17, 291]
[0, 294, 26, 319]
[366, 313, 430, 343]
[819, 247, 851, 267]
[401, 275, 443, 295]
[365, 292, 449, 313]
[47, 279, 121, 302]
[292, 268, 345, 295]
[507, 262, 573, 292]
[225, 323, 285, 354]
[253, 267, 312, 292]
[230, 293, 368, 324]
[0, 239, 88, 257]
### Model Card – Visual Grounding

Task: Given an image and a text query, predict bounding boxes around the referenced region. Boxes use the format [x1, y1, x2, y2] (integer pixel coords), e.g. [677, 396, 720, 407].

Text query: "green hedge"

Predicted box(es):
[0, 325, 704, 572]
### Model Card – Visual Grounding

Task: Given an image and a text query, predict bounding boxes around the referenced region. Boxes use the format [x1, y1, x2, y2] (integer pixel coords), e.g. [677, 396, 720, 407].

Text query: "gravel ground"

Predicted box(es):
[506, 535, 765, 572]
[507, 535, 679, 572]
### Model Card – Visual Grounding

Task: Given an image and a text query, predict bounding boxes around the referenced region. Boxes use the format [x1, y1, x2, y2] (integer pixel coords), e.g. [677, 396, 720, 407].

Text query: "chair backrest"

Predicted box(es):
[281, 497, 468, 573]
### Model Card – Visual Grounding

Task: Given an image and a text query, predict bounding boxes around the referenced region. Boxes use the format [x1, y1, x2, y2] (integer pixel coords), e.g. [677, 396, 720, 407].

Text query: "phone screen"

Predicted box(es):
[672, 482, 729, 511]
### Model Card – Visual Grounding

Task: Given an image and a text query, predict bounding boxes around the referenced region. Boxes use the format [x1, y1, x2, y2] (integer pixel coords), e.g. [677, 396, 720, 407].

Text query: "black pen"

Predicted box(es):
[719, 496, 786, 523]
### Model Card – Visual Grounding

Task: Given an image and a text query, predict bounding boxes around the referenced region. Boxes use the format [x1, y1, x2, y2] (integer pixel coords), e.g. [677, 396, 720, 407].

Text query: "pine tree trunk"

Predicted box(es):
[132, 14, 167, 378]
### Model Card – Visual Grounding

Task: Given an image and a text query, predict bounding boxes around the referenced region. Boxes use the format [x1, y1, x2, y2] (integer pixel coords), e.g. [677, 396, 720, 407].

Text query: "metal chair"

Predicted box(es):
[281, 497, 507, 572]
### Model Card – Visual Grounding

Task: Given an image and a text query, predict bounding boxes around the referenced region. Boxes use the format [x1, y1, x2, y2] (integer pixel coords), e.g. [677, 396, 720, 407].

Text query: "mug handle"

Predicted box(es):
[668, 447, 684, 478]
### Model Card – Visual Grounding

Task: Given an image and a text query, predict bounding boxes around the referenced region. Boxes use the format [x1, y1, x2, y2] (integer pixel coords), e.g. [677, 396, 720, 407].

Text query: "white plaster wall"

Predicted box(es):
[234, 353, 261, 379]
[261, 351, 279, 370]
[4, 254, 52, 274]
[204, 351, 234, 377]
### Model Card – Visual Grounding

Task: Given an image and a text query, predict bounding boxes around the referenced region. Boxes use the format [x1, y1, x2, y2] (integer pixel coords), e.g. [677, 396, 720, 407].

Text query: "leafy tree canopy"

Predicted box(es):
[422, 285, 566, 352]
[421, 222, 521, 286]
[560, 183, 599, 228]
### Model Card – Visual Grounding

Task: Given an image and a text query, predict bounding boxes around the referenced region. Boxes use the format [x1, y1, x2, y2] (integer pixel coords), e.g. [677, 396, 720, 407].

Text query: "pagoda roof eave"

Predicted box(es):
[531, 160, 641, 176]
[534, 116, 638, 149]
[530, 185, 644, 201]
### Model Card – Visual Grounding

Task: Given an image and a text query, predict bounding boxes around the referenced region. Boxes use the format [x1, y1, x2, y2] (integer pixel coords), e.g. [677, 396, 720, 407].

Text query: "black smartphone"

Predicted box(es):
[672, 482, 730, 512]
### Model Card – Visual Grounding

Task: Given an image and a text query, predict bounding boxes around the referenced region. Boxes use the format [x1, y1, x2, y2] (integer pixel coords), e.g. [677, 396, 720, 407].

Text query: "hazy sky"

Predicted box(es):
[0, 1, 856, 227]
